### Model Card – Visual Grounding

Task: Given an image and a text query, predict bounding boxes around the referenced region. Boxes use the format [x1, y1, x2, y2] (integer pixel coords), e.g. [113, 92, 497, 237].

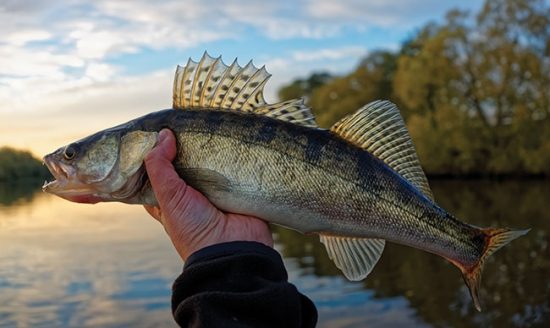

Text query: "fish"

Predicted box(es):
[42, 53, 529, 311]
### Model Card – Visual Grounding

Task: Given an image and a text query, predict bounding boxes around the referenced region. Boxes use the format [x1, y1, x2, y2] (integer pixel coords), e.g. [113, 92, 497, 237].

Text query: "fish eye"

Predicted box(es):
[63, 145, 77, 160]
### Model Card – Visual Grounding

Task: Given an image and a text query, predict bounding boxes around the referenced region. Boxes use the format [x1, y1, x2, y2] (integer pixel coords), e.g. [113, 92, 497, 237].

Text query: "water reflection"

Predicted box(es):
[276, 180, 550, 327]
[0, 180, 42, 206]
[0, 180, 548, 327]
[0, 190, 182, 327]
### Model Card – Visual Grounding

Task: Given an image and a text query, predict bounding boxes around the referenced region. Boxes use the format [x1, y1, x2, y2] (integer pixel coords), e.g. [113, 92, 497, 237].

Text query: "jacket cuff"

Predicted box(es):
[185, 241, 281, 268]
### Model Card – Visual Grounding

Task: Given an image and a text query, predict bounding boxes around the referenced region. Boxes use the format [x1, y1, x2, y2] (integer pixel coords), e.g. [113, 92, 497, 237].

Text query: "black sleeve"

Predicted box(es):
[171, 241, 318, 328]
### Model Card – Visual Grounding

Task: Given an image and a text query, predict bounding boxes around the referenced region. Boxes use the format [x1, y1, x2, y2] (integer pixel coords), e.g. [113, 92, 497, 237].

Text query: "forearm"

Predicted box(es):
[172, 241, 317, 328]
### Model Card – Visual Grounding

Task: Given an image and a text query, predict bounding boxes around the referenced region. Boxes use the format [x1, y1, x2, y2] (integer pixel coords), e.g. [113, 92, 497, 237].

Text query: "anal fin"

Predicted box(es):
[320, 234, 385, 281]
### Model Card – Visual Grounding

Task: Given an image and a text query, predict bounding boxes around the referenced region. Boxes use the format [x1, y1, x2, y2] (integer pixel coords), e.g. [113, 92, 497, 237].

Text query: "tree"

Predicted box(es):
[277, 0, 550, 176]
[277, 72, 332, 103]
[309, 50, 399, 127]
[0, 147, 50, 181]
[393, 0, 550, 175]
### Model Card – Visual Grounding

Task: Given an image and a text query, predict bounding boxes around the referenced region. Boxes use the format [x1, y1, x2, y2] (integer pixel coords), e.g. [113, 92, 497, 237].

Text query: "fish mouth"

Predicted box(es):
[42, 155, 101, 203]
[42, 155, 70, 190]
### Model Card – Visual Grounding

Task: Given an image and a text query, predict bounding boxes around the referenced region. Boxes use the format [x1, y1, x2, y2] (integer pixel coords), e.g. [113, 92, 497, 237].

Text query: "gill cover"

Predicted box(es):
[118, 131, 158, 178]
[102, 130, 158, 201]
[76, 135, 119, 183]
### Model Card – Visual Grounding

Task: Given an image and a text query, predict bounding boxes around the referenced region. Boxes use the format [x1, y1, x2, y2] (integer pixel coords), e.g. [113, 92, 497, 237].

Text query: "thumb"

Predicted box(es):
[144, 129, 187, 206]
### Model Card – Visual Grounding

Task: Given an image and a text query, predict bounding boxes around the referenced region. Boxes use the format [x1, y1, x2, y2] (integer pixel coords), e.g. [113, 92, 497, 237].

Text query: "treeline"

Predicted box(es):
[0, 147, 50, 181]
[278, 0, 550, 177]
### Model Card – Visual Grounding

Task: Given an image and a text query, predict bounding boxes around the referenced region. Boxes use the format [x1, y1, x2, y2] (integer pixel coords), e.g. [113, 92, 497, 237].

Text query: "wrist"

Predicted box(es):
[171, 215, 273, 261]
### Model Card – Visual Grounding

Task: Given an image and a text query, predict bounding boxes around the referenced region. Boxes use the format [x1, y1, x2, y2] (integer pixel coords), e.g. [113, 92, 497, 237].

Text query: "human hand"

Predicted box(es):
[143, 129, 273, 261]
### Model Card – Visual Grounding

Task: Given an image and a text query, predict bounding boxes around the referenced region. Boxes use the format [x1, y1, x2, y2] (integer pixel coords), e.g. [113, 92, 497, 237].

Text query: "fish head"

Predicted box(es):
[43, 128, 158, 204]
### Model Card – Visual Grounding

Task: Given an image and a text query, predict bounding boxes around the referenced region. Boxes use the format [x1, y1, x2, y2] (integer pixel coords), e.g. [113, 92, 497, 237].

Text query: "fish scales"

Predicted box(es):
[146, 109, 484, 266]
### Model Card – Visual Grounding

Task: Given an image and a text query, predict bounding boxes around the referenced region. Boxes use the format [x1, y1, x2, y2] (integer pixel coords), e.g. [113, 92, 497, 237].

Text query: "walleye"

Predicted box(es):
[43, 53, 528, 311]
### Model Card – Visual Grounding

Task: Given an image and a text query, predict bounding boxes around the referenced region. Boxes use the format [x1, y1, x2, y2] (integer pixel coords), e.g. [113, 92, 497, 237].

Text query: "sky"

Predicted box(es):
[0, 0, 483, 156]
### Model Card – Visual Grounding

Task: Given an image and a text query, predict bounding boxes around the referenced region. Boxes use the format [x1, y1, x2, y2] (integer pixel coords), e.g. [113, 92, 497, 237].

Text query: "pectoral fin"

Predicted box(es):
[320, 234, 385, 281]
[178, 168, 232, 194]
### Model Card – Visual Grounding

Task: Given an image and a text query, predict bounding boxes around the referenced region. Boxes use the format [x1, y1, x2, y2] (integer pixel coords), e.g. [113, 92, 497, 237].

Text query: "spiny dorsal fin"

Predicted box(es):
[330, 100, 433, 200]
[320, 234, 385, 281]
[173, 52, 318, 127]
[173, 57, 198, 108]
[191, 53, 218, 107]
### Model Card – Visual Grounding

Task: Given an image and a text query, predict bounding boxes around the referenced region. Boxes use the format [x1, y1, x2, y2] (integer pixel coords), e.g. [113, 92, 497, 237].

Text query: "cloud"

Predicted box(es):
[1, 0, 235, 117]
[0, 70, 172, 156]
[306, 0, 403, 25]
[292, 46, 368, 62]
[84, 62, 118, 82]
[1, 0, 481, 155]
[0, 45, 84, 77]
[305, 0, 479, 27]
[262, 46, 368, 101]
[2, 0, 454, 68]
[0, 43, 366, 156]
[4, 29, 52, 46]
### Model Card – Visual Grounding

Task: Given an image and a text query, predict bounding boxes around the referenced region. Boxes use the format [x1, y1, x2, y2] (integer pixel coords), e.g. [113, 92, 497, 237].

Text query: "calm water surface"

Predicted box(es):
[0, 180, 548, 327]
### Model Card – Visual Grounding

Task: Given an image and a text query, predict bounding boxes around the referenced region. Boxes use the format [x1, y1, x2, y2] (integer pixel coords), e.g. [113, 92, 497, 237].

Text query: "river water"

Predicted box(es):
[0, 180, 548, 327]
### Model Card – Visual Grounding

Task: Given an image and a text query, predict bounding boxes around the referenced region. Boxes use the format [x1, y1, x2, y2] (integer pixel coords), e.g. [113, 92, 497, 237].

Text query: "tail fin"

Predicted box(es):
[460, 228, 530, 311]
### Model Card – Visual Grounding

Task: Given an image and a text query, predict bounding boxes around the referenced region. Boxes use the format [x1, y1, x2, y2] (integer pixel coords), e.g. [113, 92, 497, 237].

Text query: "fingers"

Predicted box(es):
[144, 128, 220, 220]
[144, 129, 187, 207]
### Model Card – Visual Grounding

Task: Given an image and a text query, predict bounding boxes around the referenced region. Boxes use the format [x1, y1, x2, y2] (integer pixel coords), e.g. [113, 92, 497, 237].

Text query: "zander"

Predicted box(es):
[43, 53, 529, 311]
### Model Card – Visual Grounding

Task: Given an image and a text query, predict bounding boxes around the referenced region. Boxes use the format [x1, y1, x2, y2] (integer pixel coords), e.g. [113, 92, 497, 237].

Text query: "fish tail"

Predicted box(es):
[458, 227, 530, 312]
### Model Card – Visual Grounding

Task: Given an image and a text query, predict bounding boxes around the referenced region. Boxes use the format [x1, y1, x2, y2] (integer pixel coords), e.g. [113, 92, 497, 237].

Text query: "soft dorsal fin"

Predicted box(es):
[173, 52, 318, 127]
[255, 98, 318, 128]
[330, 100, 433, 200]
[320, 234, 385, 281]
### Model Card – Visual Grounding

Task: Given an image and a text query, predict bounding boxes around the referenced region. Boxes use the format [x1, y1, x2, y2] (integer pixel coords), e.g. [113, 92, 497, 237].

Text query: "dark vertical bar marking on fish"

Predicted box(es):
[303, 134, 325, 165]
[254, 121, 277, 144]
[203, 110, 224, 134]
